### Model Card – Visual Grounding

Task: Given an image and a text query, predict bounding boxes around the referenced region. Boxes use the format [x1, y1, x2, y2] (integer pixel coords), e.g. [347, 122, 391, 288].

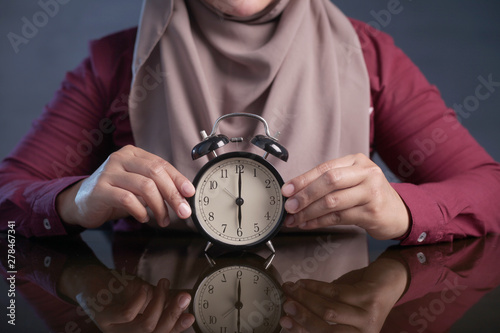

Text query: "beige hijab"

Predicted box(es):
[130, 0, 370, 227]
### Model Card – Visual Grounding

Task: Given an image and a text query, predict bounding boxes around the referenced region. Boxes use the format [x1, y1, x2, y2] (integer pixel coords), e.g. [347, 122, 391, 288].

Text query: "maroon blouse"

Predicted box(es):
[1, 20, 499, 245]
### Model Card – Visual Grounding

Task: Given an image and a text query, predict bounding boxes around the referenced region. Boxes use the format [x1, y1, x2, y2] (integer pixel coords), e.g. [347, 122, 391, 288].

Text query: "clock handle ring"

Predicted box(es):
[208, 113, 274, 139]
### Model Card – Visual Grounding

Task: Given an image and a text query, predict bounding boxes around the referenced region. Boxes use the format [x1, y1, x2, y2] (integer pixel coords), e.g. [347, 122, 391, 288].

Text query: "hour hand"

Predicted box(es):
[236, 171, 244, 230]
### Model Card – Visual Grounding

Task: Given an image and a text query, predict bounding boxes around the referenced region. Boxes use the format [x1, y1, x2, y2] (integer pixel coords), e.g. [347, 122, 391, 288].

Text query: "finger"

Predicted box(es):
[96, 283, 151, 327]
[156, 292, 193, 332]
[283, 282, 365, 326]
[98, 184, 150, 223]
[281, 154, 360, 197]
[293, 280, 339, 300]
[284, 165, 367, 215]
[130, 279, 170, 332]
[286, 184, 370, 228]
[128, 147, 196, 198]
[121, 155, 194, 220]
[107, 171, 168, 225]
[281, 316, 359, 333]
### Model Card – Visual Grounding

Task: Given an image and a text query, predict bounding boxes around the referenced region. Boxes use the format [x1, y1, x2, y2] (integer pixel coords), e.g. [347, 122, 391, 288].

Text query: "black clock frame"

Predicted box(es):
[189, 151, 287, 250]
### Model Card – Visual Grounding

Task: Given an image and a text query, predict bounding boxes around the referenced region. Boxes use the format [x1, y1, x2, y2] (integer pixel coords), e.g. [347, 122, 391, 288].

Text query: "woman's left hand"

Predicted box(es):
[281, 154, 410, 240]
[279, 257, 408, 332]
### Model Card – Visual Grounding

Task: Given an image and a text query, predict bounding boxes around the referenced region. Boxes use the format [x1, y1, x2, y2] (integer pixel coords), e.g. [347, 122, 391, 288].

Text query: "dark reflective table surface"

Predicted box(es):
[1, 230, 500, 332]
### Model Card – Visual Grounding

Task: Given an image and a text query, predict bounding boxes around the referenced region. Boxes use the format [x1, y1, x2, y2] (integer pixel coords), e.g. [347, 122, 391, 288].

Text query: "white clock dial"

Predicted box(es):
[192, 265, 283, 333]
[191, 152, 285, 248]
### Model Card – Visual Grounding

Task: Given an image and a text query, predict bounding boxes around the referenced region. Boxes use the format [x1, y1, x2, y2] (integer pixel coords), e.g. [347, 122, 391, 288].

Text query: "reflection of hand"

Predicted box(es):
[56, 145, 195, 228]
[59, 264, 194, 333]
[280, 258, 407, 332]
[281, 154, 409, 240]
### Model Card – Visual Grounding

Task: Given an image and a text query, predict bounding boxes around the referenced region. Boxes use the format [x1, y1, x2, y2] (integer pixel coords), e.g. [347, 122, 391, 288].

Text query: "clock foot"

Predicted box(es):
[204, 241, 214, 252]
[266, 240, 276, 253]
[264, 253, 276, 270]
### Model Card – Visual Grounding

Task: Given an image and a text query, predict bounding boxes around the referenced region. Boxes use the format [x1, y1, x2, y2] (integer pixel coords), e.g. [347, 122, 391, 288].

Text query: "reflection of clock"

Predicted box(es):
[190, 113, 288, 251]
[191, 253, 284, 333]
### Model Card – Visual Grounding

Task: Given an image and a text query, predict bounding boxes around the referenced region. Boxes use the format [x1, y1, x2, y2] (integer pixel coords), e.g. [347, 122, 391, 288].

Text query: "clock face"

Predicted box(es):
[192, 265, 283, 333]
[190, 152, 285, 248]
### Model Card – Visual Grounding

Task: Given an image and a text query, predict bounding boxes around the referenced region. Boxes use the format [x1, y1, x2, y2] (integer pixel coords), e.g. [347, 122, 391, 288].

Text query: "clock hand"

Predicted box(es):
[237, 280, 242, 333]
[237, 170, 243, 230]
[223, 187, 236, 199]
[237, 279, 241, 304]
[222, 307, 236, 318]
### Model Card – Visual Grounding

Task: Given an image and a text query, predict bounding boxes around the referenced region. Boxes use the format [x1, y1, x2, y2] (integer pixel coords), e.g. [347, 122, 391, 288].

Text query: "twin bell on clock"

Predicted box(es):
[190, 113, 289, 253]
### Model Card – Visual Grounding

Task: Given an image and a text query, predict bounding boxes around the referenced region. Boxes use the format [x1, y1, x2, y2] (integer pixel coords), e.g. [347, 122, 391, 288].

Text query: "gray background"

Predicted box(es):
[0, 1, 499, 332]
[0, 0, 499, 162]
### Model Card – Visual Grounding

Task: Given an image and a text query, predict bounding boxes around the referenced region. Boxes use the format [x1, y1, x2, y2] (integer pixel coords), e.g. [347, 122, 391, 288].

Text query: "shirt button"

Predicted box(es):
[44, 256, 52, 268]
[417, 232, 427, 243]
[43, 218, 51, 230]
[417, 252, 426, 264]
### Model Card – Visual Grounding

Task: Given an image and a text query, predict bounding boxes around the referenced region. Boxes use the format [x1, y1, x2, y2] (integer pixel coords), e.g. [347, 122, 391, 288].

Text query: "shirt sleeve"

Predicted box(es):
[0, 55, 116, 238]
[352, 20, 500, 245]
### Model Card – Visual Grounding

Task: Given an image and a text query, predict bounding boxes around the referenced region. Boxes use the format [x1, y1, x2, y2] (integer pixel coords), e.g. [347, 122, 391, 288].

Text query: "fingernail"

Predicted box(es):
[299, 222, 307, 229]
[179, 295, 191, 309]
[280, 317, 293, 330]
[182, 316, 195, 328]
[282, 183, 295, 197]
[284, 215, 295, 227]
[178, 202, 191, 218]
[284, 301, 297, 316]
[143, 215, 150, 223]
[182, 181, 195, 197]
[285, 198, 299, 213]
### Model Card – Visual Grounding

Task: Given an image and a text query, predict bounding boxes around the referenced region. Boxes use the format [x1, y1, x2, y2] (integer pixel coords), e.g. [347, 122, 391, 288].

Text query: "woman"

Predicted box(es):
[1, 1, 499, 244]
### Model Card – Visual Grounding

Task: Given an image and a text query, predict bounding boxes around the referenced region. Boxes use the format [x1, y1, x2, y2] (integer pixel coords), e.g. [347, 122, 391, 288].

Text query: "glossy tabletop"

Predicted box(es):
[1, 229, 500, 333]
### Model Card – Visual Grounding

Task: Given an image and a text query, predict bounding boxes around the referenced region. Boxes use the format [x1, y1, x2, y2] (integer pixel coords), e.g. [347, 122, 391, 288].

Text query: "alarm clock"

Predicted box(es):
[190, 113, 288, 252]
[191, 252, 284, 333]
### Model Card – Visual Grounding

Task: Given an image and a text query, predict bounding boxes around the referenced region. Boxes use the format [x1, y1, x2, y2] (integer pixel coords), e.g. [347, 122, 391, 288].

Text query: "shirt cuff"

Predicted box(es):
[28, 176, 87, 237]
[393, 243, 451, 306]
[391, 183, 449, 245]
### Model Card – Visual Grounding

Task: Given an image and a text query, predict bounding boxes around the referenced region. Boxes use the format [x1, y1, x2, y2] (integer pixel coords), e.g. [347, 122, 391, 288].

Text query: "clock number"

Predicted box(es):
[264, 212, 271, 221]
[221, 224, 227, 233]
[253, 168, 257, 177]
[203, 300, 209, 309]
[221, 274, 227, 283]
[208, 212, 214, 221]
[264, 317, 271, 327]
[237, 228, 243, 237]
[220, 169, 228, 178]
[220, 328, 227, 333]
[210, 181, 218, 190]
[265, 179, 271, 188]
[236, 270, 243, 280]
[254, 223, 260, 232]
[253, 275, 259, 284]
[270, 196, 276, 205]
[208, 285, 214, 294]
[235, 164, 244, 174]
[203, 196, 210, 206]
[209, 316, 217, 324]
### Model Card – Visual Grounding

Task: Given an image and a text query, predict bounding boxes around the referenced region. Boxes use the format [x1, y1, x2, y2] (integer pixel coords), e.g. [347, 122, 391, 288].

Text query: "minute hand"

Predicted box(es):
[237, 170, 242, 230]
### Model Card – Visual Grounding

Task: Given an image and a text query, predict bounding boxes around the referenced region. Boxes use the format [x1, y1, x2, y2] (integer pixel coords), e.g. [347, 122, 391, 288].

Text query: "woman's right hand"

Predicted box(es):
[56, 145, 195, 229]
